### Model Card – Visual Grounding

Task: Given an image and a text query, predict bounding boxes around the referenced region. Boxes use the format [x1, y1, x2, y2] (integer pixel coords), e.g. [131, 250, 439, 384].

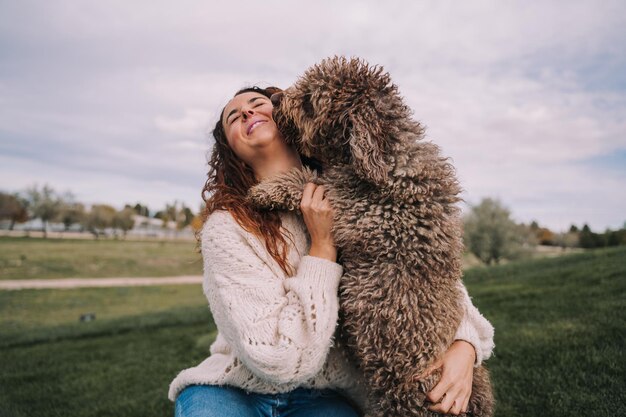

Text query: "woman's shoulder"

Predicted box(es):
[203, 209, 296, 233]
[204, 209, 235, 227]
[200, 209, 304, 249]
[200, 209, 242, 240]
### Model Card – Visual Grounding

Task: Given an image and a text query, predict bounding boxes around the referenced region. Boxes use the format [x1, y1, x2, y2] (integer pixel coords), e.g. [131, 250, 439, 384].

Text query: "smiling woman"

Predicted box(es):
[167, 85, 494, 417]
[220, 90, 303, 183]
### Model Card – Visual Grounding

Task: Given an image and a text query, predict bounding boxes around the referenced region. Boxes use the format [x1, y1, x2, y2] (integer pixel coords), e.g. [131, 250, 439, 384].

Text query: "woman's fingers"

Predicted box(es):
[300, 182, 336, 257]
[461, 394, 470, 414]
[423, 340, 475, 415]
[300, 182, 318, 207]
[425, 373, 452, 405]
[427, 392, 451, 414]
[311, 184, 326, 204]
[416, 359, 442, 380]
[427, 388, 470, 415]
[428, 390, 462, 415]
[424, 364, 468, 415]
[301, 183, 331, 211]
[450, 395, 464, 415]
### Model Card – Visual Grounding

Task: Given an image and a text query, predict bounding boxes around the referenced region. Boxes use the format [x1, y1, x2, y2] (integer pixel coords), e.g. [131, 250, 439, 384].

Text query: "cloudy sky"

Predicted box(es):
[1, 0, 624, 232]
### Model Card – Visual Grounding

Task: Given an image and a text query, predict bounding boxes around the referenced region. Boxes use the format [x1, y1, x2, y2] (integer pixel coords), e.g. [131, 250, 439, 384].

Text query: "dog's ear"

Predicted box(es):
[349, 110, 389, 185]
[270, 90, 285, 107]
[265, 86, 283, 97]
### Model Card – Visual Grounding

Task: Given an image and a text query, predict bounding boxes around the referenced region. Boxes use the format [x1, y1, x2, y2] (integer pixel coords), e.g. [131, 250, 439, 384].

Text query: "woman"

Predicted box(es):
[168, 86, 494, 417]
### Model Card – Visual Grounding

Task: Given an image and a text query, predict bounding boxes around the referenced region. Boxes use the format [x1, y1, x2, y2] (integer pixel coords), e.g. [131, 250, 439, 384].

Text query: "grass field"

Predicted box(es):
[0, 246, 624, 416]
[0, 285, 208, 347]
[0, 237, 202, 280]
[0, 285, 213, 417]
[0, 236, 575, 281]
[465, 246, 625, 416]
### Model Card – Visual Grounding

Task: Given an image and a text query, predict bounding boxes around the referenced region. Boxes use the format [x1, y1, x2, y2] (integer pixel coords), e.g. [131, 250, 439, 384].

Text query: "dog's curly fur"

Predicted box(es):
[247, 56, 494, 417]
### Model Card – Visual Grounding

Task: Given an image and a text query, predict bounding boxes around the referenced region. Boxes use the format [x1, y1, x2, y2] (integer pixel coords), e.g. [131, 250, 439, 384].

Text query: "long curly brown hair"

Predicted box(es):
[199, 86, 321, 276]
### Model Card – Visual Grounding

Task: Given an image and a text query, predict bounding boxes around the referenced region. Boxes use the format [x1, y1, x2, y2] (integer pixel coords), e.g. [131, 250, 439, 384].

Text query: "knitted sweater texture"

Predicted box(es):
[168, 210, 495, 411]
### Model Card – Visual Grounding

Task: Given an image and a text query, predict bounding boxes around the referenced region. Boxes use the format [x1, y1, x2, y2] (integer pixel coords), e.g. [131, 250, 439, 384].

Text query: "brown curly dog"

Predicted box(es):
[247, 56, 494, 417]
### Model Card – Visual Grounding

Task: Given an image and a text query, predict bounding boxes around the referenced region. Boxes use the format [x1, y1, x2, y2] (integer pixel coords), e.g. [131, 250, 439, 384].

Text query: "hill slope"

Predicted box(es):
[0, 247, 623, 416]
[464, 246, 625, 416]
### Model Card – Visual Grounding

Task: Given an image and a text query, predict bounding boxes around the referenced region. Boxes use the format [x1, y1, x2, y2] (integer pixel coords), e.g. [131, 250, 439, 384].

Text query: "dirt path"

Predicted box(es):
[0, 276, 203, 290]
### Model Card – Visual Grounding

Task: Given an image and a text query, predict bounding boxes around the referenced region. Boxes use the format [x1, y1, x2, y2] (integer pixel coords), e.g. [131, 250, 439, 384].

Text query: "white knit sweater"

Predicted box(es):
[168, 209, 495, 411]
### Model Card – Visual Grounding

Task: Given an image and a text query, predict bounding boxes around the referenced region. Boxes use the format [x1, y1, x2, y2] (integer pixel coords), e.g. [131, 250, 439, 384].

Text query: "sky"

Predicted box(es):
[0, 0, 625, 232]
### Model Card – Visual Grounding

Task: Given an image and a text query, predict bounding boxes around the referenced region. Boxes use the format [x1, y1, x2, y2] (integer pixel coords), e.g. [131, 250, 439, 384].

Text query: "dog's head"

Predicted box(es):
[272, 56, 413, 185]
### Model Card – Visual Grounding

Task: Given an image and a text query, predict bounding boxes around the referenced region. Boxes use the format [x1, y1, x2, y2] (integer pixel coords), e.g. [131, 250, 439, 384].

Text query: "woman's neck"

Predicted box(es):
[252, 145, 303, 182]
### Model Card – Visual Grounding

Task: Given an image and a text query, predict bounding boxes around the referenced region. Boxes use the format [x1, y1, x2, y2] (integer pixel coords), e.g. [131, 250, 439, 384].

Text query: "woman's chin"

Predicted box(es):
[248, 133, 276, 148]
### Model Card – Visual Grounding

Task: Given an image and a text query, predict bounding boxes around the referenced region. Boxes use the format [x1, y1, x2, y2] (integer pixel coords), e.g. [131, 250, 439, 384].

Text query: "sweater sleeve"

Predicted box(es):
[200, 211, 343, 385]
[453, 281, 495, 366]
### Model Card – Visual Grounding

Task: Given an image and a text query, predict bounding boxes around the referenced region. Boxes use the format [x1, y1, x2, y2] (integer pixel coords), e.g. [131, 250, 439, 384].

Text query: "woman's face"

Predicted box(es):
[221, 92, 279, 164]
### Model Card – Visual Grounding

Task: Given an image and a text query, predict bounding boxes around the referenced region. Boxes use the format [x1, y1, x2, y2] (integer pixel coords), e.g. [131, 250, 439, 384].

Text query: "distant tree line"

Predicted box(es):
[463, 198, 625, 265]
[3, 185, 624, 256]
[0, 184, 199, 239]
[527, 221, 626, 249]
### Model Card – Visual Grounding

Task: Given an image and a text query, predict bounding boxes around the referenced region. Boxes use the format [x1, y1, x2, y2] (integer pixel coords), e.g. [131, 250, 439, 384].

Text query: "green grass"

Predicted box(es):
[0, 285, 208, 347]
[0, 285, 215, 417]
[0, 237, 202, 280]
[0, 246, 624, 416]
[0, 320, 214, 417]
[464, 246, 625, 416]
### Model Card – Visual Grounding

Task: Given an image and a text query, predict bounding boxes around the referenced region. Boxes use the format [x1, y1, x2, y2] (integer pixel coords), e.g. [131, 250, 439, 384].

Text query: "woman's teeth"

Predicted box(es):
[248, 121, 265, 134]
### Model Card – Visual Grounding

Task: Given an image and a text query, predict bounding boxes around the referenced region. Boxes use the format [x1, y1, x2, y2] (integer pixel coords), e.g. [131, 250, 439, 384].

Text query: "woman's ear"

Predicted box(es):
[349, 110, 389, 185]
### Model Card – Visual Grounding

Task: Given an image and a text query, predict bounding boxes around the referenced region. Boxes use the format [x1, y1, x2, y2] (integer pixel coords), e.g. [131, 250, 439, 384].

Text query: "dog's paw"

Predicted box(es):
[246, 166, 319, 211]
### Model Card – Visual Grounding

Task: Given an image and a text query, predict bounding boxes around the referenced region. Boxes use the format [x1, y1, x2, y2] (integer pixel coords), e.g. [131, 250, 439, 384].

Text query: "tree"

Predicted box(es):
[606, 230, 620, 246]
[24, 184, 61, 238]
[113, 207, 135, 238]
[527, 220, 555, 245]
[609, 228, 626, 246]
[84, 204, 116, 238]
[156, 201, 195, 232]
[57, 192, 86, 231]
[132, 203, 150, 217]
[536, 227, 555, 245]
[0, 192, 29, 230]
[554, 231, 580, 249]
[58, 202, 86, 232]
[190, 214, 204, 233]
[463, 198, 535, 265]
[179, 205, 194, 229]
[153, 210, 168, 228]
[579, 224, 599, 248]
[165, 202, 178, 228]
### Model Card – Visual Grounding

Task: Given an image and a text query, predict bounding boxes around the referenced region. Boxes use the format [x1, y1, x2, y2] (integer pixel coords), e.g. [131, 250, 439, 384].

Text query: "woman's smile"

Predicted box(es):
[247, 119, 267, 135]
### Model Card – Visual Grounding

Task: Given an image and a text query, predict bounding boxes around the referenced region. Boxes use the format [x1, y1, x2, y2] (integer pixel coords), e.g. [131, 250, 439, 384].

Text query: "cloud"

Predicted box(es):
[0, 0, 625, 231]
[154, 108, 210, 138]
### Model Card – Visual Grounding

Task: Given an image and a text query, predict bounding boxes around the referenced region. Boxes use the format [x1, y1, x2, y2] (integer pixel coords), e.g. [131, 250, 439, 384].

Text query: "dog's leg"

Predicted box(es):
[246, 166, 320, 211]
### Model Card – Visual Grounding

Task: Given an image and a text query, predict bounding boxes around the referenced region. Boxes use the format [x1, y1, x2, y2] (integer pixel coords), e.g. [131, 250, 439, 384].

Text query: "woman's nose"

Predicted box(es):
[241, 107, 255, 120]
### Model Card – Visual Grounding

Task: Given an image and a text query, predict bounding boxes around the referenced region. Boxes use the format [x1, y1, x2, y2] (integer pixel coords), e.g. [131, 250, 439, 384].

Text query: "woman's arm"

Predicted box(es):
[416, 281, 495, 415]
[201, 211, 342, 386]
[421, 340, 477, 415]
[453, 280, 495, 366]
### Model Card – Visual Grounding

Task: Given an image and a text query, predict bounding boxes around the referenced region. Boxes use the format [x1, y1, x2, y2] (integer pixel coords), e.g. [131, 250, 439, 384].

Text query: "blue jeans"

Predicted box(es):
[174, 384, 360, 417]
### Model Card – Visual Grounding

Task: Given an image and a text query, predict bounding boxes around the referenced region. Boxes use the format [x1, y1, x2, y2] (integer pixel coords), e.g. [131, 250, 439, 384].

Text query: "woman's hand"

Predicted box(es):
[416, 340, 477, 415]
[300, 182, 337, 262]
